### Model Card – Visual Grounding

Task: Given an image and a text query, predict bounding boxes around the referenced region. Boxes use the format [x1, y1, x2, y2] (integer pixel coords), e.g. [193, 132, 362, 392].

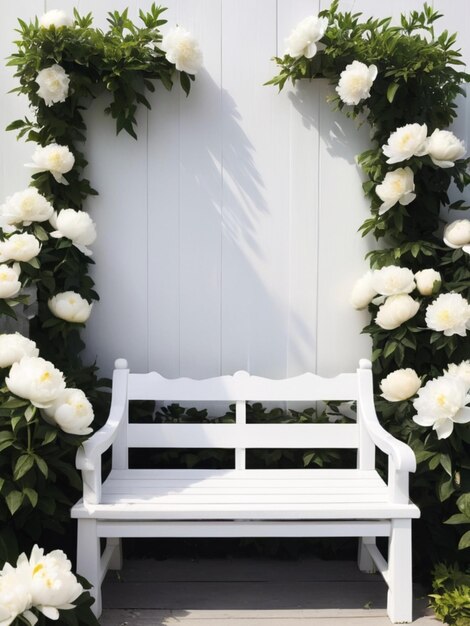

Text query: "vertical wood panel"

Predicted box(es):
[0, 2, 41, 199]
[316, 80, 373, 376]
[432, 0, 470, 207]
[278, 0, 321, 376]
[177, 0, 223, 379]
[75, 0, 151, 374]
[147, 1, 181, 378]
[220, 0, 292, 378]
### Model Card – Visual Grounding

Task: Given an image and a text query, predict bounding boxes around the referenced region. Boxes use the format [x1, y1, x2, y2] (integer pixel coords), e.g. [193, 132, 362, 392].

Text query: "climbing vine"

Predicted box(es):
[270, 0, 470, 589]
[0, 7, 200, 621]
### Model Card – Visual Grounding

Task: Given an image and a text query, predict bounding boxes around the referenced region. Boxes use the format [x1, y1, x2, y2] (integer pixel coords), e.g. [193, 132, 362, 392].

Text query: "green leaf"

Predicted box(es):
[438, 478, 455, 502]
[458, 530, 470, 550]
[457, 493, 470, 518]
[445, 513, 469, 525]
[0, 431, 14, 444]
[5, 490, 23, 515]
[33, 223, 49, 241]
[439, 453, 452, 477]
[34, 456, 48, 478]
[25, 405, 36, 422]
[5, 119, 26, 131]
[303, 452, 315, 466]
[386, 83, 400, 103]
[2, 397, 29, 409]
[14, 454, 34, 480]
[383, 341, 397, 358]
[179, 71, 191, 95]
[23, 487, 38, 508]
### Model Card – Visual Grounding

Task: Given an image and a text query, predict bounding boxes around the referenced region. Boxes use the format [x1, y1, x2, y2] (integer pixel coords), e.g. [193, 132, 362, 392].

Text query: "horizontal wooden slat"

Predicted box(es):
[100, 494, 389, 505]
[72, 501, 421, 520]
[128, 371, 358, 402]
[96, 520, 392, 538]
[109, 469, 377, 480]
[103, 485, 386, 495]
[127, 423, 359, 448]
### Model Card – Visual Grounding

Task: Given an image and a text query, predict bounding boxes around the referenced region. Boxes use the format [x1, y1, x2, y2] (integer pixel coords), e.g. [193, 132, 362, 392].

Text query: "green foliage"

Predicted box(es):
[0, 5, 193, 568]
[270, 1, 470, 576]
[430, 563, 470, 625]
[130, 401, 355, 471]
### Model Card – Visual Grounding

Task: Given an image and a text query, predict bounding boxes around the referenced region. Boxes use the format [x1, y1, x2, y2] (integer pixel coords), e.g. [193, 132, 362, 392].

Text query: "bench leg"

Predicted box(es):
[107, 537, 123, 570]
[77, 519, 102, 618]
[357, 537, 376, 573]
[387, 519, 413, 623]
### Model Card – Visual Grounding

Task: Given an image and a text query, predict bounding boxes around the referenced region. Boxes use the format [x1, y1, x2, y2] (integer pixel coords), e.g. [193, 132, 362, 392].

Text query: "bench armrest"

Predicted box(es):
[76, 404, 127, 471]
[358, 360, 416, 474]
[76, 359, 129, 504]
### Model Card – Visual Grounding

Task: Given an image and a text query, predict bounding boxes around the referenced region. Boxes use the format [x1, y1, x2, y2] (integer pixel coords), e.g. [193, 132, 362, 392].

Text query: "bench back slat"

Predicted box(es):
[127, 371, 359, 402]
[127, 423, 359, 449]
[112, 364, 375, 471]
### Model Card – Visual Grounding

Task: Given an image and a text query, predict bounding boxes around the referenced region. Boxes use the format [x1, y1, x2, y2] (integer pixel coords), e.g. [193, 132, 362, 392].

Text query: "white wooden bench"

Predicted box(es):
[71, 358, 419, 623]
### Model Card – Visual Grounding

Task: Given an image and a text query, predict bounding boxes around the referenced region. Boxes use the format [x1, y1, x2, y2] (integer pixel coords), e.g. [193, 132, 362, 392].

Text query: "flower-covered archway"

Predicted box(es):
[0, 6, 201, 624]
[270, 0, 470, 612]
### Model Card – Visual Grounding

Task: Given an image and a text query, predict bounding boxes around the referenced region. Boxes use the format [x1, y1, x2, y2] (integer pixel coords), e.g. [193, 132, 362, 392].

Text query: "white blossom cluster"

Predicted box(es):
[351, 263, 470, 439]
[379, 362, 470, 440]
[0, 332, 93, 435]
[352, 265, 470, 335]
[0, 148, 96, 312]
[284, 14, 378, 107]
[377, 124, 466, 218]
[0, 545, 83, 625]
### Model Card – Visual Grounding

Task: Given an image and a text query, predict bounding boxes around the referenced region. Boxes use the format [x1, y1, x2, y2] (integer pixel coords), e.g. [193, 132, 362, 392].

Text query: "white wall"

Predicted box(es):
[1, 0, 469, 378]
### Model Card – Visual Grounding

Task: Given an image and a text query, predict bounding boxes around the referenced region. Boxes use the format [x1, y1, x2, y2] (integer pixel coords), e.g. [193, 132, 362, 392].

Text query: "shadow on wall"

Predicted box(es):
[86, 70, 330, 377]
[175, 69, 319, 378]
[289, 79, 368, 166]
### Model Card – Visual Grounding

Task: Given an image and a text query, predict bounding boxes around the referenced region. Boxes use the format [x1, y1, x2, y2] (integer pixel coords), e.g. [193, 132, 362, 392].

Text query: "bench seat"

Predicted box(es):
[72, 468, 419, 520]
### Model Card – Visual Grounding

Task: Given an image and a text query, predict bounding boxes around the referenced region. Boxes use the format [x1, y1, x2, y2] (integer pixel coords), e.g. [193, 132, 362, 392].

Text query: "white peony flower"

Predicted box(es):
[39, 10, 73, 29]
[350, 271, 377, 310]
[0, 561, 35, 626]
[372, 265, 415, 296]
[160, 26, 203, 74]
[414, 268, 441, 296]
[28, 545, 83, 620]
[375, 167, 416, 215]
[425, 292, 470, 337]
[0, 234, 41, 263]
[382, 123, 428, 164]
[426, 129, 466, 168]
[0, 263, 21, 299]
[285, 15, 328, 59]
[446, 360, 470, 391]
[443, 219, 470, 254]
[50, 209, 96, 256]
[36, 65, 70, 107]
[413, 375, 470, 439]
[335, 61, 377, 106]
[25, 144, 75, 185]
[6, 356, 66, 408]
[0, 188, 54, 228]
[44, 388, 94, 436]
[0, 333, 39, 369]
[380, 368, 422, 402]
[48, 291, 92, 323]
[375, 294, 420, 330]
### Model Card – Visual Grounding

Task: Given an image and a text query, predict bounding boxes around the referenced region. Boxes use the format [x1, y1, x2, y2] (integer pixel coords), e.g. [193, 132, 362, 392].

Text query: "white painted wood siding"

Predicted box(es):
[1, 0, 469, 378]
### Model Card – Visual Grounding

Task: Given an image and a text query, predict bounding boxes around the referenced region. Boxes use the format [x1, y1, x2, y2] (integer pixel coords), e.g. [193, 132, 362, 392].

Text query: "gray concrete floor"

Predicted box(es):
[101, 558, 439, 625]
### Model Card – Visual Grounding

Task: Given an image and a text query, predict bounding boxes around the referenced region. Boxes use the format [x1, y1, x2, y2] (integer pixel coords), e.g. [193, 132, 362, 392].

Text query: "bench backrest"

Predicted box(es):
[110, 358, 376, 471]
